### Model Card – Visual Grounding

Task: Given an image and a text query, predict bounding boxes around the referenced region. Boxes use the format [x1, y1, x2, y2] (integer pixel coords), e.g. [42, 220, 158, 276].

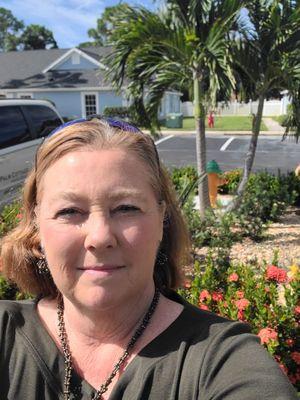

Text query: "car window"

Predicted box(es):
[0, 106, 31, 150]
[24, 105, 62, 138]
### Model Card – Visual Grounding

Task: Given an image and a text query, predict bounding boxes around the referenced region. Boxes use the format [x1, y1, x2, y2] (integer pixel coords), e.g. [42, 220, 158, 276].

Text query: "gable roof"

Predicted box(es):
[0, 46, 113, 89]
[42, 47, 104, 73]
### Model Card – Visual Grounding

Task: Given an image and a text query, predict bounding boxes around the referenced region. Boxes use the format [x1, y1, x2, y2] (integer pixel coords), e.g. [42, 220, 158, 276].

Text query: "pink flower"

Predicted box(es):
[184, 279, 191, 289]
[258, 327, 278, 344]
[291, 352, 300, 365]
[236, 290, 244, 299]
[235, 298, 250, 311]
[199, 304, 209, 311]
[228, 272, 239, 282]
[212, 291, 223, 302]
[237, 310, 245, 321]
[266, 265, 287, 283]
[285, 338, 295, 347]
[294, 305, 300, 316]
[16, 213, 23, 220]
[199, 289, 211, 302]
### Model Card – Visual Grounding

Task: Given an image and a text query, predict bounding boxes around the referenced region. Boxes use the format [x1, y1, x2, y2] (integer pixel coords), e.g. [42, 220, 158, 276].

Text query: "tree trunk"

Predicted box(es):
[193, 75, 210, 218]
[225, 93, 265, 212]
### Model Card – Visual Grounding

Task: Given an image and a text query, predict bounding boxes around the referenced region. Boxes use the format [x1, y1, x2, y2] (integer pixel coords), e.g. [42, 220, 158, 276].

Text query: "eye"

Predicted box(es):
[55, 208, 82, 218]
[112, 204, 140, 215]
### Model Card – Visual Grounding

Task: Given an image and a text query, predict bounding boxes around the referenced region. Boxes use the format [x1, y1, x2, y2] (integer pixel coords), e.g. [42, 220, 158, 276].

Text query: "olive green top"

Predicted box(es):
[0, 294, 297, 400]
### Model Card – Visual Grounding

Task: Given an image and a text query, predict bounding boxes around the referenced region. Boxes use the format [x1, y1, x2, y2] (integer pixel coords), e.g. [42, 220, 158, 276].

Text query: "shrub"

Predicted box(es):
[218, 169, 242, 194]
[237, 172, 296, 224]
[171, 166, 198, 194]
[103, 106, 131, 120]
[179, 257, 300, 390]
[0, 201, 22, 238]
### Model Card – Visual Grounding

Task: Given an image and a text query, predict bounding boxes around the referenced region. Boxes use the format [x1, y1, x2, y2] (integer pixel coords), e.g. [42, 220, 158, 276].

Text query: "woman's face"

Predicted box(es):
[36, 148, 165, 310]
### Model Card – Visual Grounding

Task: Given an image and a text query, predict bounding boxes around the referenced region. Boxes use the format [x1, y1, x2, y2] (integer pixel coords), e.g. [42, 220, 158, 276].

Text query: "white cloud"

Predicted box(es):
[0, 0, 105, 47]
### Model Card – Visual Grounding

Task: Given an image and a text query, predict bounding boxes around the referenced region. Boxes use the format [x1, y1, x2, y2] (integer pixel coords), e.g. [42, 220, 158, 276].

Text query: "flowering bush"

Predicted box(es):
[0, 201, 22, 238]
[179, 256, 300, 390]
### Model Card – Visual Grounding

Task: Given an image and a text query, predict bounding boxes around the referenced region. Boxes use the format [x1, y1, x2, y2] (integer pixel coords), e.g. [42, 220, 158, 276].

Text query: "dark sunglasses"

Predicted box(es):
[35, 114, 160, 171]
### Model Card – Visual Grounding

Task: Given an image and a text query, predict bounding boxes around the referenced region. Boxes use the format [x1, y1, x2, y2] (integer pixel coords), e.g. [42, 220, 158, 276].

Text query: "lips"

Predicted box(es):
[79, 265, 125, 271]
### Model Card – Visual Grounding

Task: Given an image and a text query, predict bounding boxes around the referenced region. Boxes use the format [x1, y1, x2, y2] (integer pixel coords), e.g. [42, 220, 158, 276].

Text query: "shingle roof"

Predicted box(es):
[0, 47, 113, 89]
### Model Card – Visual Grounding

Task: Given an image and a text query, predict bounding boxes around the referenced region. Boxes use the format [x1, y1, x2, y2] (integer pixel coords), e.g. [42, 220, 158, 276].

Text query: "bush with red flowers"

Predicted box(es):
[179, 254, 300, 391]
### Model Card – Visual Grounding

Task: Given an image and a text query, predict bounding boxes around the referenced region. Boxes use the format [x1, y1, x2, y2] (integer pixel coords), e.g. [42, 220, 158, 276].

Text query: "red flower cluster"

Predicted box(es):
[235, 298, 250, 311]
[236, 290, 244, 299]
[199, 289, 210, 302]
[291, 352, 300, 365]
[199, 304, 209, 311]
[212, 291, 223, 302]
[228, 272, 239, 282]
[266, 265, 287, 283]
[257, 327, 278, 344]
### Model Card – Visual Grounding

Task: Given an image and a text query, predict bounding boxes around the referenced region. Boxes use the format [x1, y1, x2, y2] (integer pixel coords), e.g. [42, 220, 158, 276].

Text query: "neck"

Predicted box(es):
[61, 285, 157, 346]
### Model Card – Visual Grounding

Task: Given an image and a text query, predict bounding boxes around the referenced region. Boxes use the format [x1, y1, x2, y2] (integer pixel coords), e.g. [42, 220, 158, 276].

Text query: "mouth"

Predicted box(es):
[78, 265, 125, 276]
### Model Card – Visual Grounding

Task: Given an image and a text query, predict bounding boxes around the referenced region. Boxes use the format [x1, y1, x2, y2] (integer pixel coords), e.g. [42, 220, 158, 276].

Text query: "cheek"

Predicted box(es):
[121, 219, 162, 252]
[40, 223, 83, 262]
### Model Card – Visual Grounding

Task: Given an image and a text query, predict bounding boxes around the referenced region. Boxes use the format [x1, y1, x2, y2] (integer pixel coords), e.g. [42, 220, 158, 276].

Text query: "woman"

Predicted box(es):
[0, 117, 297, 399]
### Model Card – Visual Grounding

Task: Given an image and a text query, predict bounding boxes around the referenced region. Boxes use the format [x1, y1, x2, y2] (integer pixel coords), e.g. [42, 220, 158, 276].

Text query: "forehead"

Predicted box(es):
[38, 149, 157, 201]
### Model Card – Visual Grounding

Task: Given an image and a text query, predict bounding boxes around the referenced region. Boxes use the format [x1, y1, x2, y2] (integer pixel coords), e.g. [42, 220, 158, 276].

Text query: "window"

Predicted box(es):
[0, 106, 31, 149]
[84, 94, 97, 116]
[24, 105, 62, 138]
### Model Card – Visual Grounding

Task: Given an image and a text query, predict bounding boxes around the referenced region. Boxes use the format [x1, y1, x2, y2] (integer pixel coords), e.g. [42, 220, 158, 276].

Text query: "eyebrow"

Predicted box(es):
[50, 189, 148, 203]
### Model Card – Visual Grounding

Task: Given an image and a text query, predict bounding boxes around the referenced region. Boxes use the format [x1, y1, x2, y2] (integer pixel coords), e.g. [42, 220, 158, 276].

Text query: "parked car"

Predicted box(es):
[0, 99, 63, 209]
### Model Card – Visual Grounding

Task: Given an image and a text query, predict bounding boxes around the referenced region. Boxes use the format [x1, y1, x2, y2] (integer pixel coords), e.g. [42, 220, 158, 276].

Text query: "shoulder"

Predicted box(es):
[0, 299, 37, 331]
[167, 291, 251, 342]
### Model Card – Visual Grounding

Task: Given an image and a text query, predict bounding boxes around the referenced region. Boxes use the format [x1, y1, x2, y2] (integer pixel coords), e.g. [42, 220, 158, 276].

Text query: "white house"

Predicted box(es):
[0, 46, 181, 120]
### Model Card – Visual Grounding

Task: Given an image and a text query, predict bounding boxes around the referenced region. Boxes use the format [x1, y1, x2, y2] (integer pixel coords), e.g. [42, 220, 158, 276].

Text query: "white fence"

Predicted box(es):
[181, 98, 290, 117]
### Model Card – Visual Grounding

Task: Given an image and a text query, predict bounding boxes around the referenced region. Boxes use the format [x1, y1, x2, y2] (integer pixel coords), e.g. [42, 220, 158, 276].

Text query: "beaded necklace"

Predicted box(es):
[57, 288, 160, 400]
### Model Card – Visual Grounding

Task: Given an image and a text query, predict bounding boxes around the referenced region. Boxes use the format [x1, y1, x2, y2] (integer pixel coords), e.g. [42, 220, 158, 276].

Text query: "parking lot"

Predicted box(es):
[156, 134, 300, 174]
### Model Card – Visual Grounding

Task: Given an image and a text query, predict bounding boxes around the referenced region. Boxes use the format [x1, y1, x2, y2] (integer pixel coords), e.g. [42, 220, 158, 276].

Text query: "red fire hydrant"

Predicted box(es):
[208, 111, 214, 128]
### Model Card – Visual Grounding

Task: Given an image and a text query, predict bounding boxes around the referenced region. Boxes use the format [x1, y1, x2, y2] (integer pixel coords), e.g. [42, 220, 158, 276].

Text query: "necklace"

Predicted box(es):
[57, 288, 160, 400]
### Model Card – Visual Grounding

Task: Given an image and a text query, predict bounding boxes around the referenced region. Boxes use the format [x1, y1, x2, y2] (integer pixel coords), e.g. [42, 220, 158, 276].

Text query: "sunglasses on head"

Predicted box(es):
[35, 114, 161, 171]
[48, 114, 142, 138]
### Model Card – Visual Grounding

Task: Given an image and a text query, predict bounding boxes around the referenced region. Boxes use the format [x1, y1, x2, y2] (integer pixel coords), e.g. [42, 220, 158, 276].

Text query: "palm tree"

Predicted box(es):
[104, 0, 243, 218]
[226, 0, 300, 211]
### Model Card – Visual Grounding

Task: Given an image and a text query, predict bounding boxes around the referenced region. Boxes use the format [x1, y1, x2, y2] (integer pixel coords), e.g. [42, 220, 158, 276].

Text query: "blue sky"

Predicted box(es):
[0, 0, 157, 48]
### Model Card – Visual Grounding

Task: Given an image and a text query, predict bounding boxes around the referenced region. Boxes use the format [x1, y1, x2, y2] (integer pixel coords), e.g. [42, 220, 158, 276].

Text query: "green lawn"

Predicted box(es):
[162, 116, 268, 131]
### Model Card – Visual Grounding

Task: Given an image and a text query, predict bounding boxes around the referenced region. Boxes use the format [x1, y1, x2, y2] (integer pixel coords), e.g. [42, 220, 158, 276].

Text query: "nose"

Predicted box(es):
[84, 212, 117, 251]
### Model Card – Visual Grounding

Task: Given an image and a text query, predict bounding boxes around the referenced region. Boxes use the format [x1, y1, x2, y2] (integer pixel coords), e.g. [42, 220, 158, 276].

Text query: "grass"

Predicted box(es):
[272, 115, 286, 126]
[162, 116, 268, 131]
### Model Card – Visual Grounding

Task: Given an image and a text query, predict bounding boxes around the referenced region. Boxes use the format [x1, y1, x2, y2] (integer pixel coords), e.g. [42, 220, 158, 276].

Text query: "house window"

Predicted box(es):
[84, 94, 97, 116]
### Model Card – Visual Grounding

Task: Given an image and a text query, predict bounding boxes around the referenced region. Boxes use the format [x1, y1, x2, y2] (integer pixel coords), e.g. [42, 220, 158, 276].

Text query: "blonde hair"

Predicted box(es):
[1, 120, 190, 297]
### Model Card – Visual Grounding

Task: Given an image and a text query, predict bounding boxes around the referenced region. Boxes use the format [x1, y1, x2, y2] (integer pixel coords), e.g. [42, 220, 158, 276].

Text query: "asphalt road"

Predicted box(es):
[156, 134, 300, 174]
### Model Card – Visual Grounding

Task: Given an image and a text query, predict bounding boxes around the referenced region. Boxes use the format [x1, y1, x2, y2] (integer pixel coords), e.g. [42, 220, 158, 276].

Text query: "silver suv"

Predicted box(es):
[0, 99, 63, 209]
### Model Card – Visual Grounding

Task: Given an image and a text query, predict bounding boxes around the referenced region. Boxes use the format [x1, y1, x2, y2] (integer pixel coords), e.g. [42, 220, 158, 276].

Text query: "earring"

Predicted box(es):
[37, 256, 50, 276]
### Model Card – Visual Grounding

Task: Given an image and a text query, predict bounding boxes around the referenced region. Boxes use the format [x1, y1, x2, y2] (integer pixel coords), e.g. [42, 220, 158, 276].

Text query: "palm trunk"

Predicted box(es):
[226, 93, 265, 212]
[194, 76, 210, 218]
